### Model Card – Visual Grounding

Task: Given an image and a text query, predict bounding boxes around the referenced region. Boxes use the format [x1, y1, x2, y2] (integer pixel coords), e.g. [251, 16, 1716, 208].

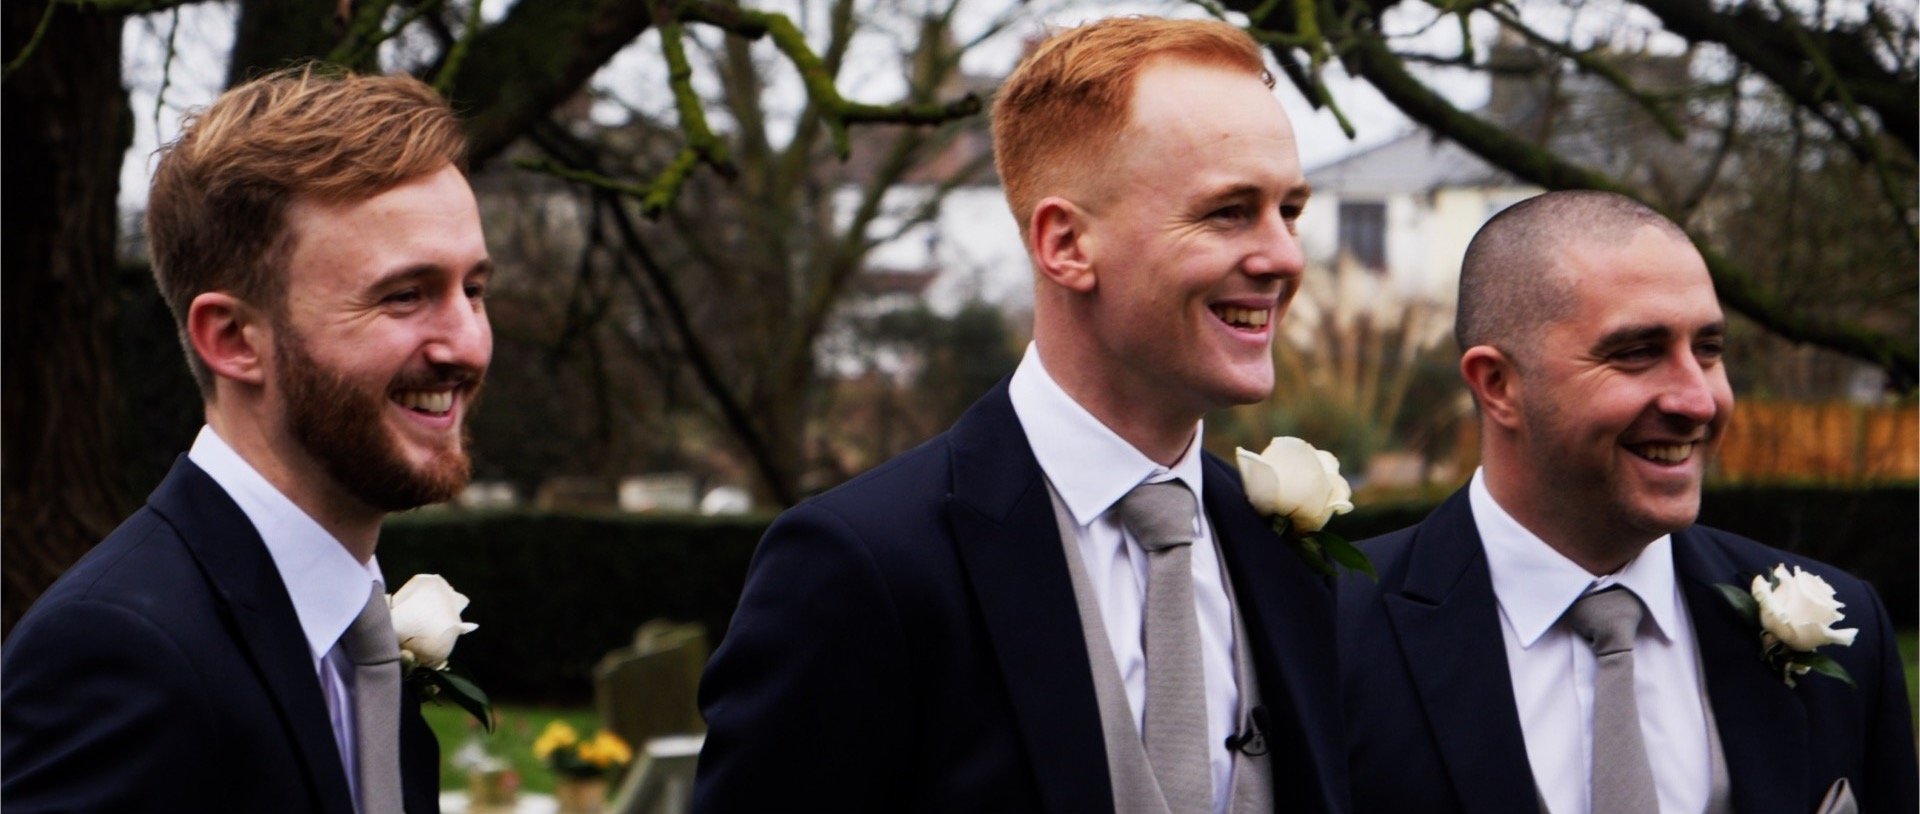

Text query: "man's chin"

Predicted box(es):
[337, 446, 472, 512]
[1624, 494, 1703, 538]
[1215, 374, 1277, 408]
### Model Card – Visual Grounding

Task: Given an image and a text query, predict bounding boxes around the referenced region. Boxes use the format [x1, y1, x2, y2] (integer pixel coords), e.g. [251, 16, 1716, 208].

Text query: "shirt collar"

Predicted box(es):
[1008, 343, 1206, 528]
[188, 425, 383, 661]
[1470, 468, 1680, 648]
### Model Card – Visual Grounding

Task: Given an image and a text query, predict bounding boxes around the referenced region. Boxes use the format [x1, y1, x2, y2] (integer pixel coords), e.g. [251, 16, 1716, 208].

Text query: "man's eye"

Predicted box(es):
[1208, 205, 1249, 223]
[1695, 340, 1725, 361]
[385, 289, 422, 305]
[464, 283, 487, 300]
[1614, 346, 1660, 362]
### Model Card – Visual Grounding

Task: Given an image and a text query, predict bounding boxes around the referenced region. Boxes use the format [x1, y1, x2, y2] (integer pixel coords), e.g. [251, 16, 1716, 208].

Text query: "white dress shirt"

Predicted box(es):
[189, 426, 385, 807]
[1470, 468, 1712, 814]
[1009, 344, 1240, 814]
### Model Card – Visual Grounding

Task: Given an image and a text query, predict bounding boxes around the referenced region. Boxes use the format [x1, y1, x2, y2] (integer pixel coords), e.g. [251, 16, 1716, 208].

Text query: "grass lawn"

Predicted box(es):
[422, 703, 603, 793]
[1900, 630, 1918, 714]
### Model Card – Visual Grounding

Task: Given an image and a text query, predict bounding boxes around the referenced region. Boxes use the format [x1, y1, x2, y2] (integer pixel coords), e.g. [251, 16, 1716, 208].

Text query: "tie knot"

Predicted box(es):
[1115, 481, 1196, 553]
[1565, 587, 1644, 656]
[342, 583, 402, 666]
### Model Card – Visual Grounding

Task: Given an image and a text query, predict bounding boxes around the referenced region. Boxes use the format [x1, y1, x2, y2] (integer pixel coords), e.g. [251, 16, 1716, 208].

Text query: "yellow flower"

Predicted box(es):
[577, 730, 633, 769]
[532, 720, 579, 762]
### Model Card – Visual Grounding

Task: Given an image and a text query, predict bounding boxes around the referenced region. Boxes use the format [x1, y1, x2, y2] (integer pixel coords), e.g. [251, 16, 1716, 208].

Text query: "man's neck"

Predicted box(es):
[206, 407, 382, 562]
[1032, 338, 1200, 467]
[1479, 464, 1649, 576]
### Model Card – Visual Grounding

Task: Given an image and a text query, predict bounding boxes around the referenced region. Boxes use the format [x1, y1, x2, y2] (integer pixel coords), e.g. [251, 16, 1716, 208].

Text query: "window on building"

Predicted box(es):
[1337, 201, 1387, 272]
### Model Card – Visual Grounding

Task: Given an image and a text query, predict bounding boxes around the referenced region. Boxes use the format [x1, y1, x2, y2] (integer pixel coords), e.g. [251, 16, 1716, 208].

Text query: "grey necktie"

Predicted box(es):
[1115, 481, 1211, 814]
[1565, 587, 1657, 814]
[342, 583, 404, 814]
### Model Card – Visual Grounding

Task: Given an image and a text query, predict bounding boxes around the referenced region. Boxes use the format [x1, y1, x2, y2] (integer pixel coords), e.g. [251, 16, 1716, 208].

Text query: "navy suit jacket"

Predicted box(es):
[694, 382, 1349, 812]
[2, 458, 441, 813]
[1339, 488, 1917, 814]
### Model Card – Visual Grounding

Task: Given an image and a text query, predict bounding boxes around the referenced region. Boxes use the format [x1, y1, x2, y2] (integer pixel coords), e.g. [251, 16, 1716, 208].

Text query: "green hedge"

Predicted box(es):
[379, 486, 1914, 703]
[1694, 485, 1915, 623]
[378, 511, 767, 705]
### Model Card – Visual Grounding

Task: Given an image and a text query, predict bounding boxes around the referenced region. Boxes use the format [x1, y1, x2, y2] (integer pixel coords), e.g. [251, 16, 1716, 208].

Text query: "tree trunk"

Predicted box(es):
[3, 2, 136, 635]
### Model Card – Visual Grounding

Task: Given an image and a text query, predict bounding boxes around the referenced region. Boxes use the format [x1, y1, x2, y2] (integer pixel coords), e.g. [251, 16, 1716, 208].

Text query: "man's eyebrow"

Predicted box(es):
[370, 265, 436, 291]
[1197, 179, 1314, 205]
[1593, 324, 1673, 350]
[369, 258, 493, 290]
[1593, 319, 1727, 350]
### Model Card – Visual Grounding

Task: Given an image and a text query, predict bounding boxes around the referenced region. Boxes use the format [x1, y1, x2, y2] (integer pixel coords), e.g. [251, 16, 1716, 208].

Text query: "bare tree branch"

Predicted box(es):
[1223, 0, 1917, 389]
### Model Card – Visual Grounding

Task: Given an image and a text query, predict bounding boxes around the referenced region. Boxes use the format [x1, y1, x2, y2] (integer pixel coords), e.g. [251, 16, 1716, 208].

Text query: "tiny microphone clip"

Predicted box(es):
[1223, 705, 1270, 756]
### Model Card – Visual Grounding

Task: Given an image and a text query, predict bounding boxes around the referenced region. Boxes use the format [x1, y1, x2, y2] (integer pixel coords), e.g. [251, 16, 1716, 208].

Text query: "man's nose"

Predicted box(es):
[424, 292, 491, 373]
[1658, 352, 1720, 424]
[1243, 209, 1306, 279]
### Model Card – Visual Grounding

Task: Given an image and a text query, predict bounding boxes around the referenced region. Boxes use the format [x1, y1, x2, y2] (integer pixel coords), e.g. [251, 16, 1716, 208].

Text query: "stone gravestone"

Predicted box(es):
[594, 620, 709, 751]
[606, 733, 704, 814]
[594, 621, 709, 814]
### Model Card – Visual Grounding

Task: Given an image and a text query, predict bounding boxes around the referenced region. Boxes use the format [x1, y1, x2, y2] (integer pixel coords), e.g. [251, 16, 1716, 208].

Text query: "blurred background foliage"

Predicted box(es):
[5, 0, 1912, 704]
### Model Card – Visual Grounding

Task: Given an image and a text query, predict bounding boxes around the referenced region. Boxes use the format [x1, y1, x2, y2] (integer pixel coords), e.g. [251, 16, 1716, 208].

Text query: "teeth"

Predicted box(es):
[1634, 443, 1693, 463]
[1213, 306, 1270, 328]
[395, 390, 454, 414]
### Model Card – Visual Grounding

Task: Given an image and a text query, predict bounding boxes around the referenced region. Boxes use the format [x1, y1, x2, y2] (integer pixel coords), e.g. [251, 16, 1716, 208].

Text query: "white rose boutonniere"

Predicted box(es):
[1235, 437, 1374, 579]
[1716, 563, 1857, 689]
[391, 574, 477, 670]
[390, 574, 494, 730]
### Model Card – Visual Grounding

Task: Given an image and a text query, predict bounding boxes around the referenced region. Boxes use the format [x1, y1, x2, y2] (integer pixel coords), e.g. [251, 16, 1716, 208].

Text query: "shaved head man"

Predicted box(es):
[1338, 190, 1916, 814]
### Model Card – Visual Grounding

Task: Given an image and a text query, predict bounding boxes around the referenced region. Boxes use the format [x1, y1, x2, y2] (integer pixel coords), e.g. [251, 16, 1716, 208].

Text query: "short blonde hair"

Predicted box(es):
[990, 17, 1270, 238]
[145, 65, 468, 393]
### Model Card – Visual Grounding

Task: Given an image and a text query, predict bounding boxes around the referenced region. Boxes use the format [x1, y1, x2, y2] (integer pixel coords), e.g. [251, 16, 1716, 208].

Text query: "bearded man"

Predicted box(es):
[2, 67, 491, 814]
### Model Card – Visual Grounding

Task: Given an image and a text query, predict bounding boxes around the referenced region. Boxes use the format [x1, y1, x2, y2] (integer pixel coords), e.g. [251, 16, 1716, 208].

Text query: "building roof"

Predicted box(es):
[1307, 131, 1518, 196]
[1307, 36, 1697, 199]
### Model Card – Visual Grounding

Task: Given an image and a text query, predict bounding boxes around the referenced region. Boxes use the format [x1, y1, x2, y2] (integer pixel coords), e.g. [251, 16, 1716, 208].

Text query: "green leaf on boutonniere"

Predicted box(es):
[1714, 582, 1759, 623]
[413, 663, 495, 733]
[1315, 531, 1377, 581]
[1799, 653, 1858, 690]
[1287, 529, 1336, 578]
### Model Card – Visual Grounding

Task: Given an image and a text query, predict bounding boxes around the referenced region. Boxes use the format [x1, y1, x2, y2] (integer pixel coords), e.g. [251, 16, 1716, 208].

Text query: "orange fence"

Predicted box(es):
[1715, 401, 1919, 482]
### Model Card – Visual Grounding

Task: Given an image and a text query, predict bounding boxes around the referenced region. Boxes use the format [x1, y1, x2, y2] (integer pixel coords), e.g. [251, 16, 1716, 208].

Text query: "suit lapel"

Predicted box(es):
[1202, 455, 1343, 814]
[401, 687, 443, 813]
[1381, 490, 1538, 814]
[1674, 527, 1810, 813]
[152, 459, 357, 814]
[945, 384, 1113, 813]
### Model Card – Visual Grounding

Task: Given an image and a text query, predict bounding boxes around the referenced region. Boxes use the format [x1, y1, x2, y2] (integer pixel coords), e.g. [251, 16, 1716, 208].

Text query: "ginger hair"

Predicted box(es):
[990, 16, 1271, 239]
[145, 65, 469, 394]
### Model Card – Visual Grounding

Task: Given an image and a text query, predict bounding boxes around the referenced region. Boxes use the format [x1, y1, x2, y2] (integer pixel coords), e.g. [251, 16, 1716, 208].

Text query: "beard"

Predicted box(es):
[275, 327, 481, 512]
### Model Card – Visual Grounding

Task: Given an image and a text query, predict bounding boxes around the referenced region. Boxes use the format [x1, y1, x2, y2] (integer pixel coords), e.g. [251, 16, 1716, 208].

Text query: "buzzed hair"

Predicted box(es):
[991, 16, 1270, 240]
[1455, 190, 1689, 356]
[146, 64, 469, 394]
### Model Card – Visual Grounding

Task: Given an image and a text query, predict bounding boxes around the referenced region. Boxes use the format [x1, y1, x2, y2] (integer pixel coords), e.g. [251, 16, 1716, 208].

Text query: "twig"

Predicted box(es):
[3, 2, 59, 82]
[433, 0, 486, 95]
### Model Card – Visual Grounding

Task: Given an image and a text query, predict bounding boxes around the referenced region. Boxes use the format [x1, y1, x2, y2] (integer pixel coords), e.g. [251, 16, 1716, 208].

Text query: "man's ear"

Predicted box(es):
[1461, 345, 1523, 431]
[1029, 196, 1096, 294]
[187, 292, 270, 387]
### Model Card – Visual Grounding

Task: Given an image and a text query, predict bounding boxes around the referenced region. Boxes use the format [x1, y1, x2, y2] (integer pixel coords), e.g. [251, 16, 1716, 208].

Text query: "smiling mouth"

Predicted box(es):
[394, 389, 455, 417]
[1629, 442, 1696, 463]
[1211, 305, 1271, 331]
